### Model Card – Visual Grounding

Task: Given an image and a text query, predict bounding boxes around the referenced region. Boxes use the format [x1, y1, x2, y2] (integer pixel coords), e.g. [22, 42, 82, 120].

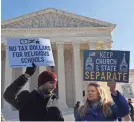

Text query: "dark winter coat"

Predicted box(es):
[128, 102, 134, 120]
[74, 104, 80, 119]
[3, 74, 64, 121]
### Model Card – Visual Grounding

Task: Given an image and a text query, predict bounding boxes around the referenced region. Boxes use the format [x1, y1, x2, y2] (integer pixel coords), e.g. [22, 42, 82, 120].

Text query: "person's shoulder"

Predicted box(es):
[78, 105, 85, 112]
[17, 90, 31, 109]
[79, 105, 85, 109]
[17, 90, 30, 100]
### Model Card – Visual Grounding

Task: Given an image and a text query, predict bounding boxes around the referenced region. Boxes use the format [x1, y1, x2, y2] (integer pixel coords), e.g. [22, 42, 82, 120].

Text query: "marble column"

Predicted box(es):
[104, 41, 112, 50]
[1, 42, 6, 109]
[52, 49, 58, 97]
[64, 49, 74, 107]
[3, 47, 13, 112]
[88, 42, 96, 50]
[81, 50, 85, 102]
[73, 42, 83, 104]
[39, 66, 47, 73]
[56, 42, 67, 108]
[21, 68, 30, 91]
[30, 67, 39, 91]
[38, 66, 47, 89]
[11, 67, 23, 110]
[1, 50, 6, 109]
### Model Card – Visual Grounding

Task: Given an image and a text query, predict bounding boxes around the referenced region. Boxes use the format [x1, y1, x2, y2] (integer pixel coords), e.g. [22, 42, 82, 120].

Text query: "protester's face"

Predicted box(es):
[128, 99, 132, 103]
[87, 85, 100, 102]
[39, 81, 57, 93]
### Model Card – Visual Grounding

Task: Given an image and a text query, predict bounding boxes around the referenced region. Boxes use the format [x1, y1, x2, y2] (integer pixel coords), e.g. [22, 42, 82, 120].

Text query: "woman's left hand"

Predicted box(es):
[107, 80, 117, 96]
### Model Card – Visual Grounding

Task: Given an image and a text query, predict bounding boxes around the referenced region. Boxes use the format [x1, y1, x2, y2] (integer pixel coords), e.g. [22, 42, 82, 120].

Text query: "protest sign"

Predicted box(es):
[83, 50, 130, 83]
[7, 38, 55, 68]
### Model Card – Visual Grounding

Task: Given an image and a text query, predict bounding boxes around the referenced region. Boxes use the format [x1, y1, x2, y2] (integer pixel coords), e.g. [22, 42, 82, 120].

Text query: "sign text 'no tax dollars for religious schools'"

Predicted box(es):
[83, 50, 130, 83]
[7, 38, 55, 68]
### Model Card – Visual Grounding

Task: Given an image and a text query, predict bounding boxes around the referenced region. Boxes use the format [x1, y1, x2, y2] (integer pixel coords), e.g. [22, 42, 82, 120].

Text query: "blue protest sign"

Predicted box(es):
[83, 50, 130, 83]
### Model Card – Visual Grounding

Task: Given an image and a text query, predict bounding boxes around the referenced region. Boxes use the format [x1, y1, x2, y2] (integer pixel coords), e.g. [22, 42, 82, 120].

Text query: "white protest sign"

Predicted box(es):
[7, 38, 55, 68]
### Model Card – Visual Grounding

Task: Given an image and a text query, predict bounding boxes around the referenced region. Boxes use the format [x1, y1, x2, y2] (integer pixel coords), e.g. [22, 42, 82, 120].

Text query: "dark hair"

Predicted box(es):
[77, 101, 80, 104]
[128, 98, 132, 103]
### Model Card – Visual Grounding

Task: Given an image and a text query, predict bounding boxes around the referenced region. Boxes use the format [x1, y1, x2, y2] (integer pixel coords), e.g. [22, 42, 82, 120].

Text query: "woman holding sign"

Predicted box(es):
[75, 81, 131, 121]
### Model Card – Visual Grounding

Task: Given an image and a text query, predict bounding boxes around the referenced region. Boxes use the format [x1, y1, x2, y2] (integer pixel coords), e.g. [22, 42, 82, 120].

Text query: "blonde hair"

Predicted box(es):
[79, 82, 113, 117]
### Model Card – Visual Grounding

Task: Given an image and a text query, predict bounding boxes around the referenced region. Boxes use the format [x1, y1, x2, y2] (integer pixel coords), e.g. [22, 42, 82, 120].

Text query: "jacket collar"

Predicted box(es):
[35, 88, 53, 98]
[88, 100, 102, 109]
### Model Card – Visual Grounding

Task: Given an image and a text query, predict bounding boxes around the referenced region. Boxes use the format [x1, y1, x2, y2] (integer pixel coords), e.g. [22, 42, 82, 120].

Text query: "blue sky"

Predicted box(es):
[1, 0, 134, 69]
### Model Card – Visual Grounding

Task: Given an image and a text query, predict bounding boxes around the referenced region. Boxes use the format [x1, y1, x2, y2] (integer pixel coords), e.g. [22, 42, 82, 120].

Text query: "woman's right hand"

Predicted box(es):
[107, 80, 117, 96]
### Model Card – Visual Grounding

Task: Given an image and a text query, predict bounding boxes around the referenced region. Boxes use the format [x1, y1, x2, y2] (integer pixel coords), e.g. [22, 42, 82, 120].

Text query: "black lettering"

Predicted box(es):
[9, 46, 16, 51]
[35, 57, 39, 62]
[21, 58, 33, 63]
[21, 46, 25, 51]
[29, 39, 35, 44]
[23, 51, 50, 57]
[46, 51, 49, 56]
[29, 45, 45, 50]
[12, 52, 23, 58]
[27, 58, 33, 63]
[47, 46, 51, 51]
[40, 57, 44, 62]
[13, 52, 16, 58]
[21, 57, 45, 64]
[21, 58, 25, 63]
[18, 46, 21, 51]
[24, 46, 28, 50]
[29, 45, 32, 50]
[24, 52, 29, 57]
[44, 46, 51, 51]
[18, 46, 28, 51]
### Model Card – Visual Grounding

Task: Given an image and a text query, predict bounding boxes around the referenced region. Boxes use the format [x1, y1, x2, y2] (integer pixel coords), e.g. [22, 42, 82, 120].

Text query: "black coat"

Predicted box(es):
[3, 74, 64, 121]
[128, 103, 134, 114]
[128, 102, 134, 120]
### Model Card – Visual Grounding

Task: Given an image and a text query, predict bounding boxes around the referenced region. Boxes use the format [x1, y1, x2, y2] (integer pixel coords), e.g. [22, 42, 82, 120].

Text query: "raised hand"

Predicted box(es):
[25, 63, 36, 76]
[107, 80, 117, 96]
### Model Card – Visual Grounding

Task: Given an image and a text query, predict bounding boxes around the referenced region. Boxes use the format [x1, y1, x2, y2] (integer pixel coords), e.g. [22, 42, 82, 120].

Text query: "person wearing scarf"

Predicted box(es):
[75, 81, 130, 121]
